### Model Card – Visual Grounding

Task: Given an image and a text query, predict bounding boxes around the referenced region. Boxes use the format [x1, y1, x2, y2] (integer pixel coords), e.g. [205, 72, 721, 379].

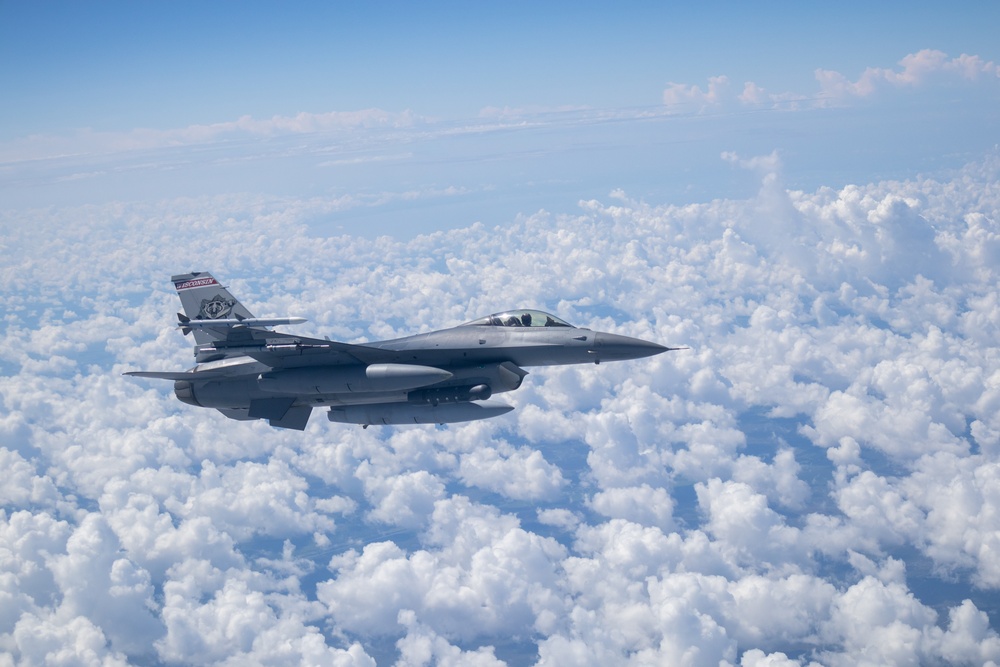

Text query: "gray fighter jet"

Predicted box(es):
[126, 272, 678, 430]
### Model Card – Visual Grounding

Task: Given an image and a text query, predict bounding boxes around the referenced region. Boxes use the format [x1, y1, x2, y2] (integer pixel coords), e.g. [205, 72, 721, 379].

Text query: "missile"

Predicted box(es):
[327, 400, 514, 426]
[180, 316, 308, 330]
[258, 363, 452, 395]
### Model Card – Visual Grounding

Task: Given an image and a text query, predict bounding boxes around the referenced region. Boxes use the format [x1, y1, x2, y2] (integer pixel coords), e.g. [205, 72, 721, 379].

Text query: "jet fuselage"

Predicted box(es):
[127, 273, 676, 429]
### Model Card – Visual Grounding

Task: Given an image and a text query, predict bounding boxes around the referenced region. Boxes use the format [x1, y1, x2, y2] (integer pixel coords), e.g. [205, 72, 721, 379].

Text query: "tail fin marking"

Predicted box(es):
[171, 272, 256, 345]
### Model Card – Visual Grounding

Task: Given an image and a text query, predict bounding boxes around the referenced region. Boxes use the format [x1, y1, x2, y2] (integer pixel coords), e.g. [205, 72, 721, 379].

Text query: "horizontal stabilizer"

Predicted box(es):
[217, 408, 255, 421]
[217, 405, 311, 430]
[269, 406, 312, 430]
[248, 397, 296, 421]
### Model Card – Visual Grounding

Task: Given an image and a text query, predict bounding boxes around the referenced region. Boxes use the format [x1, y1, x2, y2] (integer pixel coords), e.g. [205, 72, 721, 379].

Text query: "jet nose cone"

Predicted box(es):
[593, 332, 671, 361]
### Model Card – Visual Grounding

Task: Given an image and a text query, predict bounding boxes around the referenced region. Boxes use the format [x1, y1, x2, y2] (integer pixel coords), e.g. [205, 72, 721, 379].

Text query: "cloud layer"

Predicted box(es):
[2, 149, 1000, 664]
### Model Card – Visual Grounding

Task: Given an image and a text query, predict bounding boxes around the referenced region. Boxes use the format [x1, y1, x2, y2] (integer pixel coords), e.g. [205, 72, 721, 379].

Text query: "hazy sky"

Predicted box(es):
[3, 2, 998, 233]
[3, 3, 1000, 666]
[3, 2, 997, 129]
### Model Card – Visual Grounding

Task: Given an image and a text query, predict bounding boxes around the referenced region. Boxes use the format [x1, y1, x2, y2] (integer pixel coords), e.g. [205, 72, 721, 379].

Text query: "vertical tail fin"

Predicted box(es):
[171, 272, 256, 345]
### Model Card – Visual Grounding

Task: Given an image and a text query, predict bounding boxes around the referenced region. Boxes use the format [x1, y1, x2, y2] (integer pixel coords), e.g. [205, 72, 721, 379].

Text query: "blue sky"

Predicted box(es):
[3, 2, 997, 132]
[3, 2, 999, 237]
[0, 2, 1000, 131]
[4, 3, 1000, 665]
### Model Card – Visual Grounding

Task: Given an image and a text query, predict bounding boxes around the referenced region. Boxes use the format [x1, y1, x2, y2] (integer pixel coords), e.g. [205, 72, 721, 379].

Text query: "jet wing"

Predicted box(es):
[209, 328, 400, 368]
[174, 309, 397, 368]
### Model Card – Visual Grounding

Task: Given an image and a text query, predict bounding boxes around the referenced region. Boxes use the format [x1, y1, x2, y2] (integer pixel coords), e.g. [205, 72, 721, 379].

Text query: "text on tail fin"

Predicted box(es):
[171, 271, 256, 345]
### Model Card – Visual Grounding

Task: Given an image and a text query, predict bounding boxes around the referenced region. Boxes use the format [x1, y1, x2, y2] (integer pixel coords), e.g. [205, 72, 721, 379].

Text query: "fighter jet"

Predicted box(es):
[125, 272, 678, 430]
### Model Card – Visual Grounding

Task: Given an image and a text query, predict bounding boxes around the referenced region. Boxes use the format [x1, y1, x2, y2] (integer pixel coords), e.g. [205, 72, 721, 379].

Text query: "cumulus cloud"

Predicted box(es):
[662, 75, 737, 112]
[458, 443, 565, 501]
[589, 484, 676, 532]
[320, 497, 566, 643]
[815, 49, 1000, 102]
[2, 137, 1000, 665]
[664, 49, 1000, 113]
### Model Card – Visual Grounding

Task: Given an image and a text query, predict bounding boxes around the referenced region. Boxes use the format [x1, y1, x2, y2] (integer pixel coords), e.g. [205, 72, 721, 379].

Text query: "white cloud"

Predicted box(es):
[664, 49, 1000, 114]
[663, 75, 735, 112]
[697, 479, 805, 569]
[0, 510, 72, 634]
[358, 468, 446, 529]
[740, 649, 803, 667]
[459, 443, 565, 501]
[166, 459, 337, 540]
[395, 609, 506, 667]
[2, 137, 1000, 664]
[589, 484, 675, 532]
[320, 497, 566, 643]
[11, 610, 130, 667]
[156, 564, 375, 666]
[902, 453, 1000, 587]
[0, 448, 61, 509]
[816, 49, 1000, 102]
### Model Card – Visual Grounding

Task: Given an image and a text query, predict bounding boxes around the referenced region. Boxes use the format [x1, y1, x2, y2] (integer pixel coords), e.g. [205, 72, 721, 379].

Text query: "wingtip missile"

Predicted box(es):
[177, 316, 308, 330]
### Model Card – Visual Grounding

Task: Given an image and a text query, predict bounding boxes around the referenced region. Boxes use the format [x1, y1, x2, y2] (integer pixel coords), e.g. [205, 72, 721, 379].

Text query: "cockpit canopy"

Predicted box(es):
[462, 310, 574, 328]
